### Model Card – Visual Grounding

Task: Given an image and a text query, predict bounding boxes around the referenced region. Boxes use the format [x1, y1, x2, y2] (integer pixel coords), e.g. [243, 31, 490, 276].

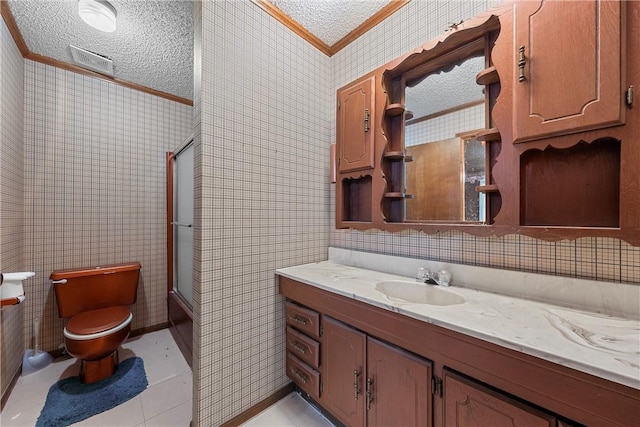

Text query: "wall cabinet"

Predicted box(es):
[512, 0, 625, 143]
[322, 316, 432, 427]
[337, 77, 376, 173]
[334, 0, 640, 244]
[490, 0, 638, 236]
[279, 276, 640, 427]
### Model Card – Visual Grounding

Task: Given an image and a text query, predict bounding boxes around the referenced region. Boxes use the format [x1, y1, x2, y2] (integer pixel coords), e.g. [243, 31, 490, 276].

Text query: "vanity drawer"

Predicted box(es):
[287, 353, 321, 399]
[285, 301, 321, 339]
[286, 326, 320, 369]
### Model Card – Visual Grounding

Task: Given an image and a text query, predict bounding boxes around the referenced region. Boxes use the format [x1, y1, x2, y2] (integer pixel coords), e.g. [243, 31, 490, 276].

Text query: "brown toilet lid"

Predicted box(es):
[66, 306, 131, 335]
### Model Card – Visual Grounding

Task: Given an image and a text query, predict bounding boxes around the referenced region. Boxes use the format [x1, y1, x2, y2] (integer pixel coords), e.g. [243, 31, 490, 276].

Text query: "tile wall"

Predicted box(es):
[0, 14, 25, 399]
[196, 1, 333, 424]
[22, 60, 192, 354]
[329, 0, 640, 285]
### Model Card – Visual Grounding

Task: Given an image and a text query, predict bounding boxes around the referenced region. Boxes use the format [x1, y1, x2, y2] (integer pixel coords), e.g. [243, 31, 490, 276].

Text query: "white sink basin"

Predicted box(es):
[375, 281, 465, 306]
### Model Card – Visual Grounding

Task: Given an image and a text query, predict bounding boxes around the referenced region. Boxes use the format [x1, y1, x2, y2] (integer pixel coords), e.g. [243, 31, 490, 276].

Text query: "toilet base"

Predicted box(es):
[80, 351, 119, 384]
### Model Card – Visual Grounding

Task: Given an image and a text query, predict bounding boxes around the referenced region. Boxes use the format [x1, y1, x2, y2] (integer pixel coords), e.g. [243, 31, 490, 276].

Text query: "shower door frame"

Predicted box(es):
[166, 144, 193, 367]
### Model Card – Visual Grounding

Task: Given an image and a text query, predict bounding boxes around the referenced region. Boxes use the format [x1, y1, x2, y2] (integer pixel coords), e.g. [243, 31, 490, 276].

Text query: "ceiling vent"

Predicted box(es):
[69, 45, 114, 76]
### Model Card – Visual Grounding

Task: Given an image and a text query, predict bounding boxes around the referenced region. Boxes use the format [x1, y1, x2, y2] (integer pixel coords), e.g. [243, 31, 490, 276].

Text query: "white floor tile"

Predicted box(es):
[71, 395, 145, 427]
[241, 393, 333, 427]
[242, 406, 297, 427]
[144, 399, 192, 427]
[141, 372, 193, 420]
[1, 329, 192, 427]
[3, 329, 331, 427]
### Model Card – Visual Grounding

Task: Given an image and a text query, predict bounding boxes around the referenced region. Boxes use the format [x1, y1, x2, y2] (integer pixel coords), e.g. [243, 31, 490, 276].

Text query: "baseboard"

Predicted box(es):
[219, 383, 295, 427]
[1, 365, 22, 411]
[131, 322, 170, 338]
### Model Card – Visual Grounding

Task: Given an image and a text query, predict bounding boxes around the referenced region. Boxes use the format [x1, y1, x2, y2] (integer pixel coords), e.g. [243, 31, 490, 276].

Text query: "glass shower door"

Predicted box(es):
[173, 142, 193, 307]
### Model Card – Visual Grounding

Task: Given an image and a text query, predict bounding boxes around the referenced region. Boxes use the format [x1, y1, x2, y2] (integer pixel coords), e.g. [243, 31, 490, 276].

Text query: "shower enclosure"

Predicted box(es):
[166, 141, 193, 366]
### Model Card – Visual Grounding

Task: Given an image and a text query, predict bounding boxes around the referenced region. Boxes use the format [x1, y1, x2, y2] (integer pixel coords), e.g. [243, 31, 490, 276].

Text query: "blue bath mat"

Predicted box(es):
[36, 356, 148, 427]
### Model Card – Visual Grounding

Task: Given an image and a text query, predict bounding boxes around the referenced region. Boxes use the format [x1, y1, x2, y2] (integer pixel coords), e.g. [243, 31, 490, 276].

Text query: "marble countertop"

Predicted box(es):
[276, 260, 640, 390]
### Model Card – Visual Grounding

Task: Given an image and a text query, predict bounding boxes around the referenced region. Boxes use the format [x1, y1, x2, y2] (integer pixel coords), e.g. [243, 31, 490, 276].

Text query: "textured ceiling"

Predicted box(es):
[7, 0, 194, 101]
[268, 0, 391, 46]
[6, 0, 396, 102]
[405, 55, 485, 120]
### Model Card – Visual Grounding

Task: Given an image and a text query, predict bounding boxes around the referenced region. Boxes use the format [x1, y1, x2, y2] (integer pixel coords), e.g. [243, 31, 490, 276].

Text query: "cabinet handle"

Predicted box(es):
[291, 315, 308, 326]
[518, 46, 526, 82]
[289, 340, 307, 354]
[364, 109, 370, 133]
[366, 378, 374, 411]
[291, 368, 308, 384]
[353, 370, 361, 400]
[626, 85, 634, 108]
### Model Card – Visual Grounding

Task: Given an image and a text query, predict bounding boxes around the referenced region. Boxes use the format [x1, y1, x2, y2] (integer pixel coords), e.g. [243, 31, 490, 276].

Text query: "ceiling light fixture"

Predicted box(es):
[78, 0, 117, 33]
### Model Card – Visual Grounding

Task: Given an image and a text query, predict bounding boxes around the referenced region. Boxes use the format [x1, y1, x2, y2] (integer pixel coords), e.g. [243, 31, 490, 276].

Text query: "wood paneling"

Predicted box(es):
[520, 139, 620, 227]
[406, 139, 463, 221]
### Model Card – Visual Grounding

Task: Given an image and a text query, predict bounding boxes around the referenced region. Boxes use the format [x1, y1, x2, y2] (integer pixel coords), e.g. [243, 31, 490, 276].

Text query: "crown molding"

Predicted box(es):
[251, 0, 411, 57]
[0, 0, 193, 106]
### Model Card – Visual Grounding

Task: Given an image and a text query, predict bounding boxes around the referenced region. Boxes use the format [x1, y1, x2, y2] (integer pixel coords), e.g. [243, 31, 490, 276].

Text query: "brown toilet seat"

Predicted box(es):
[65, 306, 131, 336]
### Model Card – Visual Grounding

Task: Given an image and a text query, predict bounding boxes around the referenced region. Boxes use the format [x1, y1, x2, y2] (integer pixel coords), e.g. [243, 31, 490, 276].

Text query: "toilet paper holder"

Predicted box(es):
[0, 271, 34, 307]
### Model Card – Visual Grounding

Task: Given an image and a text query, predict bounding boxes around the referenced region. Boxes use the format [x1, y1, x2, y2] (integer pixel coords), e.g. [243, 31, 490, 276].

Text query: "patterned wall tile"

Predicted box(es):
[0, 15, 26, 399]
[23, 60, 192, 354]
[328, 0, 639, 287]
[196, 1, 332, 424]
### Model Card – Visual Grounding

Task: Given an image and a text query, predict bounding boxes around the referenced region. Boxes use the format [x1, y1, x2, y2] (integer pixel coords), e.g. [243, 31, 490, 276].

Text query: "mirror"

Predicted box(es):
[403, 54, 487, 222]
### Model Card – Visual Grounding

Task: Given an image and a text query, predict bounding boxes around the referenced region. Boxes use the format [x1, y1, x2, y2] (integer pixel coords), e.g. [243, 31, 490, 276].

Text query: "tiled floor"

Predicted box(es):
[2, 328, 332, 427]
[240, 392, 333, 427]
[1, 329, 192, 427]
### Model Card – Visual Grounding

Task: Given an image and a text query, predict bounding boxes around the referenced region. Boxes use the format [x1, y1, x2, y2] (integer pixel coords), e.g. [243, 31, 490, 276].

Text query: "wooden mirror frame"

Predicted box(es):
[335, 1, 640, 246]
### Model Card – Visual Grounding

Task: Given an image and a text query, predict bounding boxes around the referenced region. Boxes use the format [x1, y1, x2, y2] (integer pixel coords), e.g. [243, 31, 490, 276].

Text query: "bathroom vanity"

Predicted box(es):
[276, 251, 640, 427]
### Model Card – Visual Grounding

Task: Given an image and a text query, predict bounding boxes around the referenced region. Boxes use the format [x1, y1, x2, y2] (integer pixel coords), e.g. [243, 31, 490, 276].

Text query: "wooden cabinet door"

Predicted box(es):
[338, 77, 375, 173]
[366, 337, 432, 427]
[443, 370, 556, 427]
[513, 0, 624, 143]
[322, 317, 366, 427]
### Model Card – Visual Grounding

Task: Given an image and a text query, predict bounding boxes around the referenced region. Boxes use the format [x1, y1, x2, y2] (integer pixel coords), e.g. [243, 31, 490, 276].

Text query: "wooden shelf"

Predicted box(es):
[476, 127, 501, 142]
[476, 184, 499, 193]
[476, 66, 498, 85]
[384, 151, 414, 162]
[385, 103, 406, 117]
[384, 192, 414, 199]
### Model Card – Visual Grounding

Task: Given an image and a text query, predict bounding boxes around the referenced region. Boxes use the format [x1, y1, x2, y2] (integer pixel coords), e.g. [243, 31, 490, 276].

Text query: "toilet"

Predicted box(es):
[51, 262, 141, 383]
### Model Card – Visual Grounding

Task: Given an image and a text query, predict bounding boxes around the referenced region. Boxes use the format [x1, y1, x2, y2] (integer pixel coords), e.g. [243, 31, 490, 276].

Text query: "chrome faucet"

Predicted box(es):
[416, 267, 439, 285]
[416, 267, 452, 286]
